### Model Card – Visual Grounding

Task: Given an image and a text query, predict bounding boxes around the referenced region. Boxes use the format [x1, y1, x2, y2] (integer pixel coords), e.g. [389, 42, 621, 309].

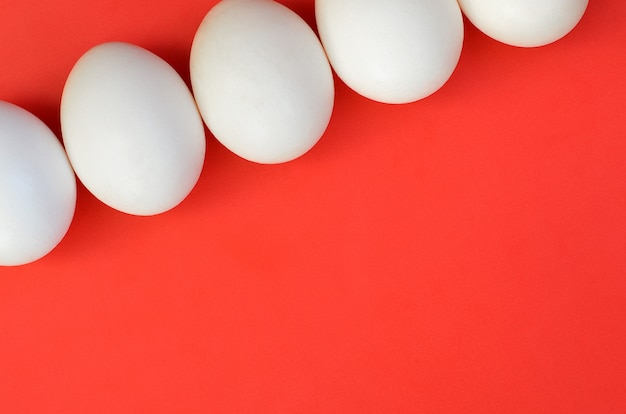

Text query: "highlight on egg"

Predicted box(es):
[0, 101, 77, 266]
[61, 42, 206, 216]
[190, 0, 334, 164]
[457, 0, 589, 47]
[316, 0, 464, 104]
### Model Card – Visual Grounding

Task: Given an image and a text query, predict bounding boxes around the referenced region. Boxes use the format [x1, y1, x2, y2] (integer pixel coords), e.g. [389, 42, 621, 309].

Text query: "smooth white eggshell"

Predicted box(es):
[316, 0, 464, 104]
[190, 0, 334, 164]
[457, 0, 589, 47]
[61, 42, 206, 216]
[0, 102, 76, 266]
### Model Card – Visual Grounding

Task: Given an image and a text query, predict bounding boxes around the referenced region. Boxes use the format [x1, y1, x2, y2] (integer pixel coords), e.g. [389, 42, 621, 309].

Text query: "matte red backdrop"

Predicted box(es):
[1, 1, 625, 413]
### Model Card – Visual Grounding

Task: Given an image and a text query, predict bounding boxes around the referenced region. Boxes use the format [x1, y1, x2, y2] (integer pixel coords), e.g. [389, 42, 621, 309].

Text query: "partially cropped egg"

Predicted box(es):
[61, 42, 205, 216]
[316, 0, 464, 104]
[0, 102, 76, 266]
[457, 0, 589, 47]
[190, 0, 334, 164]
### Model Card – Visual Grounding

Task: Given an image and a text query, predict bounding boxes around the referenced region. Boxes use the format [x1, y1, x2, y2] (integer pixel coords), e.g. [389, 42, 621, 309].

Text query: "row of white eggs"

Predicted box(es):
[0, 0, 589, 266]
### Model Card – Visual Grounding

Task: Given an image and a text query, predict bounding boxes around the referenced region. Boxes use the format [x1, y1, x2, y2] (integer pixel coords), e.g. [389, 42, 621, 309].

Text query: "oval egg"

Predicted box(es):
[457, 0, 589, 47]
[190, 0, 334, 164]
[61, 42, 206, 216]
[316, 0, 464, 104]
[0, 102, 76, 266]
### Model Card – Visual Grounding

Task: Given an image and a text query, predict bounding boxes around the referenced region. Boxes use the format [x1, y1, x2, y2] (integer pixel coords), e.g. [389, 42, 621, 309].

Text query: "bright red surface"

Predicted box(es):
[1, 1, 625, 412]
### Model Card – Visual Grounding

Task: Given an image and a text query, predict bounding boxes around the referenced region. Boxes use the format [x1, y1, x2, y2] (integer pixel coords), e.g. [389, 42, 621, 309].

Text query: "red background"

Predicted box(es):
[1, 1, 625, 412]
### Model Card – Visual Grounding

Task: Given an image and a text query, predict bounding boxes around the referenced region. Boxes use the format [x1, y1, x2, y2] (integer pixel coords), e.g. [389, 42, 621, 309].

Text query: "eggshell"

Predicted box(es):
[61, 42, 206, 216]
[457, 0, 589, 47]
[190, 0, 334, 164]
[0, 102, 76, 266]
[316, 0, 464, 104]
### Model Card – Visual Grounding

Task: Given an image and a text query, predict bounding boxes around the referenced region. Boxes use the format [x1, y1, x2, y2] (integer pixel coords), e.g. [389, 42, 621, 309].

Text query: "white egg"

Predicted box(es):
[61, 42, 205, 216]
[316, 0, 464, 104]
[0, 102, 76, 266]
[457, 0, 589, 47]
[190, 0, 334, 164]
